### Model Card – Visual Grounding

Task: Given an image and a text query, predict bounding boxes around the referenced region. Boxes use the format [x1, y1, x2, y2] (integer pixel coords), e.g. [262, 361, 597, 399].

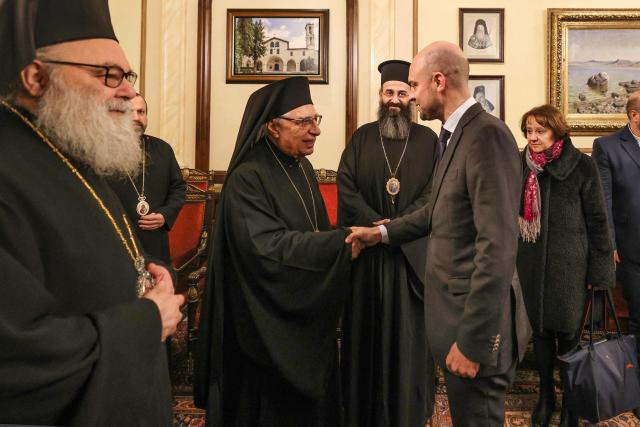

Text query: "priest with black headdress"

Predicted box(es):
[195, 76, 361, 426]
[0, 1, 183, 425]
[337, 59, 438, 427]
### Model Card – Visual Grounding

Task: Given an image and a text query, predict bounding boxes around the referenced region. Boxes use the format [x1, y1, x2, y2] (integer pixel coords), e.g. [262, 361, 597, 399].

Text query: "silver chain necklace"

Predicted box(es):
[126, 137, 150, 216]
[378, 124, 411, 204]
[265, 139, 319, 232]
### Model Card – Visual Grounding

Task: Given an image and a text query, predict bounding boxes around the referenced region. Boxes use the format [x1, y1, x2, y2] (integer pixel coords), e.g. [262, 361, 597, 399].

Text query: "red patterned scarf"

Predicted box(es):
[519, 139, 564, 242]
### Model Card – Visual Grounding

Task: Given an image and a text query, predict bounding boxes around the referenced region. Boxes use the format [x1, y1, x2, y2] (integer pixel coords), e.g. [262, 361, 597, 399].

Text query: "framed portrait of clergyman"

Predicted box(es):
[459, 8, 504, 63]
[469, 75, 505, 120]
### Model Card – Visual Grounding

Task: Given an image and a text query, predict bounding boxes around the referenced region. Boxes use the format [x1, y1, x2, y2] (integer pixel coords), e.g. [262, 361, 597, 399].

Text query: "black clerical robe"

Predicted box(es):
[0, 106, 172, 426]
[196, 139, 352, 427]
[108, 134, 185, 264]
[338, 121, 437, 427]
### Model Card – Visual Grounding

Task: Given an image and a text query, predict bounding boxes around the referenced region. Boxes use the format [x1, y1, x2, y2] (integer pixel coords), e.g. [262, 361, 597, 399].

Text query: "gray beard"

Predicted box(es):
[378, 101, 413, 140]
[35, 70, 141, 178]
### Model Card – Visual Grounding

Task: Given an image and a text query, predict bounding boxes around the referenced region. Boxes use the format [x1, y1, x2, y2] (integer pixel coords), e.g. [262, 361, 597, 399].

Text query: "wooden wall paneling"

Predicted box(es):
[195, 0, 212, 171]
[346, 0, 358, 144]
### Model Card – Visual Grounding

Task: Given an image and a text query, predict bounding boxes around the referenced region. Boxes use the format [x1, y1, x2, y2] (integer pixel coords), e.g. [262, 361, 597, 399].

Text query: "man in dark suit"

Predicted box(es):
[347, 41, 531, 426]
[592, 92, 640, 419]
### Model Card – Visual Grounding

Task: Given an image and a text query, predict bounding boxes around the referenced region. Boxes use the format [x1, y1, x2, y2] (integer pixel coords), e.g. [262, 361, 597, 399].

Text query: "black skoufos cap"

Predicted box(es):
[378, 59, 411, 86]
[0, 0, 118, 94]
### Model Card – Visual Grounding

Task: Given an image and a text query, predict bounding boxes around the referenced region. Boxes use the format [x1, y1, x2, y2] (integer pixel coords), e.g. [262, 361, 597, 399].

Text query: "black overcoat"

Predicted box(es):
[516, 138, 615, 334]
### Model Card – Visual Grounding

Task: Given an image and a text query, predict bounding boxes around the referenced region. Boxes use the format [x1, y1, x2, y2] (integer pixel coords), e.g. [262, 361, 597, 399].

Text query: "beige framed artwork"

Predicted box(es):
[459, 8, 504, 63]
[469, 75, 505, 120]
[548, 9, 640, 135]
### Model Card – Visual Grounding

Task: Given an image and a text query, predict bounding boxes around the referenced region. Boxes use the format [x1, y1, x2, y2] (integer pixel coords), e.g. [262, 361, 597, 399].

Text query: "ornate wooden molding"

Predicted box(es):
[195, 0, 212, 170]
[346, 0, 359, 144]
[412, 0, 418, 56]
[139, 0, 147, 95]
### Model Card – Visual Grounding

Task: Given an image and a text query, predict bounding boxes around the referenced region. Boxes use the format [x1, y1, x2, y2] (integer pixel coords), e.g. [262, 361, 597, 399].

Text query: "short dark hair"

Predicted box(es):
[520, 104, 569, 140]
[626, 94, 640, 118]
[134, 92, 148, 113]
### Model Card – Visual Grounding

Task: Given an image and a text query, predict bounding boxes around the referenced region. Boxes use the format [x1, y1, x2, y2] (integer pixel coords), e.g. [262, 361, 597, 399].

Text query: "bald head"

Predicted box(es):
[414, 41, 469, 90]
[626, 91, 640, 118]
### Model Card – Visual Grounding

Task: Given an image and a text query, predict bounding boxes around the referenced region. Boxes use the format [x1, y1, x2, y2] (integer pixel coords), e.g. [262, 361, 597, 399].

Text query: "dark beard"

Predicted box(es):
[377, 101, 413, 139]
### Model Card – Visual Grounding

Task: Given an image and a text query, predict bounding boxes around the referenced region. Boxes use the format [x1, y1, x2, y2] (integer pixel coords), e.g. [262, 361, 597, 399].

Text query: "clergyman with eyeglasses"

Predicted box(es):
[337, 59, 438, 427]
[195, 76, 363, 426]
[0, 0, 183, 425]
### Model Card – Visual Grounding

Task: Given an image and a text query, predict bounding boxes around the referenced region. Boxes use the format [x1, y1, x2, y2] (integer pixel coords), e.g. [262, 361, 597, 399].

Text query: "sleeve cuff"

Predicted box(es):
[378, 224, 389, 244]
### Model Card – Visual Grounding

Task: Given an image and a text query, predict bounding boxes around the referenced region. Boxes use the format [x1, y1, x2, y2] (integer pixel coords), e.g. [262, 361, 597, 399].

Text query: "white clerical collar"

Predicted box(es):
[442, 96, 476, 136]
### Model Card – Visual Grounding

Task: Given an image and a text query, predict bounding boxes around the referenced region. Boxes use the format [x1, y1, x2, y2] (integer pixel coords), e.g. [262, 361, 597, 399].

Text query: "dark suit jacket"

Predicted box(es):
[593, 126, 640, 264]
[386, 103, 531, 376]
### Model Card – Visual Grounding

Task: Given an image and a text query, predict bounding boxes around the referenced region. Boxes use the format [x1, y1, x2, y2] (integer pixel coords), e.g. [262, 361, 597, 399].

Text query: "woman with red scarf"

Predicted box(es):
[516, 105, 615, 427]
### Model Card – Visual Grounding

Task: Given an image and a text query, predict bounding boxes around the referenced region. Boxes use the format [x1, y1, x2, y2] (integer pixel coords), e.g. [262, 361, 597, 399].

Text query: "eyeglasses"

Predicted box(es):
[278, 115, 322, 127]
[41, 60, 138, 88]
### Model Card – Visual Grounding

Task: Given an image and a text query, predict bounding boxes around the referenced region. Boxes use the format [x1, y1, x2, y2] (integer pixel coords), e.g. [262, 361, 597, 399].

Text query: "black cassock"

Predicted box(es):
[0, 106, 172, 426]
[338, 121, 437, 427]
[196, 139, 352, 426]
[108, 135, 185, 264]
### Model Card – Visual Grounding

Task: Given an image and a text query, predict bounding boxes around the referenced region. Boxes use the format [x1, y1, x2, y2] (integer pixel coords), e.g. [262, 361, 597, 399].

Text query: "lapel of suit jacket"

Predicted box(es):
[620, 125, 640, 170]
[427, 103, 484, 230]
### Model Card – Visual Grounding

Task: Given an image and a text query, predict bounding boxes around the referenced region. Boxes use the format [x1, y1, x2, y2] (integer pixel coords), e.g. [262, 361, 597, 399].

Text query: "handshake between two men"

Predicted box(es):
[345, 219, 482, 380]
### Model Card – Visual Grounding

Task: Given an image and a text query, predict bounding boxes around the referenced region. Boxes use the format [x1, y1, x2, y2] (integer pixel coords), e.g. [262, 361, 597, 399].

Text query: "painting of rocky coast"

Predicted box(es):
[568, 29, 640, 114]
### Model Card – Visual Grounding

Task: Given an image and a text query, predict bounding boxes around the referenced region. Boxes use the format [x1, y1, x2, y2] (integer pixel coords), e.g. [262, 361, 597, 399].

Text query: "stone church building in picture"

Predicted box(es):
[242, 23, 319, 74]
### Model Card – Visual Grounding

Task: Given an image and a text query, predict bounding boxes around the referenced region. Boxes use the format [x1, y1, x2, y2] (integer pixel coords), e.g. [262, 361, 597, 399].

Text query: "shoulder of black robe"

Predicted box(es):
[143, 135, 186, 230]
[195, 143, 352, 421]
[0, 106, 171, 426]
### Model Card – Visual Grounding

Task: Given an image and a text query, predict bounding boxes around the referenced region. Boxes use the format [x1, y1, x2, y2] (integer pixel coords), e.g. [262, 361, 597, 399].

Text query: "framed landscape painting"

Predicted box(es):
[226, 9, 329, 84]
[469, 75, 505, 120]
[548, 9, 640, 135]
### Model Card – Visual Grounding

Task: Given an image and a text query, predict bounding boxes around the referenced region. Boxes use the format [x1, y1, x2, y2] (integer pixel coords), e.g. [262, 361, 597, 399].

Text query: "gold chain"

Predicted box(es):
[2, 100, 140, 263]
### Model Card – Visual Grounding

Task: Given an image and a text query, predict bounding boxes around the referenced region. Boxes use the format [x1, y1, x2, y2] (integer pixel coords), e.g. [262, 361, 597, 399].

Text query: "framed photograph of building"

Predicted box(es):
[548, 9, 640, 135]
[469, 75, 505, 120]
[226, 9, 329, 84]
[459, 8, 504, 63]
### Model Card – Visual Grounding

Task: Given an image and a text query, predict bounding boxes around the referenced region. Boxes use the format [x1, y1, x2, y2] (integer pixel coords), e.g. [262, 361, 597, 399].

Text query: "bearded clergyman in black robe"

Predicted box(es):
[0, 1, 184, 425]
[195, 77, 362, 426]
[108, 94, 186, 264]
[337, 60, 438, 427]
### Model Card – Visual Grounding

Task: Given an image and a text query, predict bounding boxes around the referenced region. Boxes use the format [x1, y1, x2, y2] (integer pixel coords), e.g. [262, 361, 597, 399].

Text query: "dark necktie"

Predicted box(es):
[436, 128, 451, 163]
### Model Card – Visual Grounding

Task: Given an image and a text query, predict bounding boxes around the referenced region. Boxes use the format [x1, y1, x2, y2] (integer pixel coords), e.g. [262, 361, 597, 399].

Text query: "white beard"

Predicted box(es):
[35, 70, 141, 178]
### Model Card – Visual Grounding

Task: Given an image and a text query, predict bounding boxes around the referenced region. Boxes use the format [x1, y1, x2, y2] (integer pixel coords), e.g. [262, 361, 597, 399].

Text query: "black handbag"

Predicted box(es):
[558, 289, 640, 423]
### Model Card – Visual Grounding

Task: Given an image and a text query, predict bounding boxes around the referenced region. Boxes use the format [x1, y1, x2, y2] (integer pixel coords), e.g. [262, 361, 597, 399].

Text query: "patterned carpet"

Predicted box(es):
[171, 319, 640, 426]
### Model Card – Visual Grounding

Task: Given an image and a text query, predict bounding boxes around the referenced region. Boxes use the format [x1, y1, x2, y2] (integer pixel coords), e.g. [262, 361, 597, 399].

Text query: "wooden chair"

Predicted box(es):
[315, 168, 338, 228]
[168, 168, 217, 392]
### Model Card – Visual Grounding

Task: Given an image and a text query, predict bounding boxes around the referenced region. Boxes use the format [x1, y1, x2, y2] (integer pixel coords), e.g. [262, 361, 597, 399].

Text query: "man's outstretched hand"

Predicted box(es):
[346, 226, 383, 248]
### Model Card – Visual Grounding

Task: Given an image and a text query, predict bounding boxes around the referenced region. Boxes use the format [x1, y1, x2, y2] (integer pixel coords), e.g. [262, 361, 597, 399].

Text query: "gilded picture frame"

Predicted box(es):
[548, 9, 640, 135]
[226, 9, 329, 84]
